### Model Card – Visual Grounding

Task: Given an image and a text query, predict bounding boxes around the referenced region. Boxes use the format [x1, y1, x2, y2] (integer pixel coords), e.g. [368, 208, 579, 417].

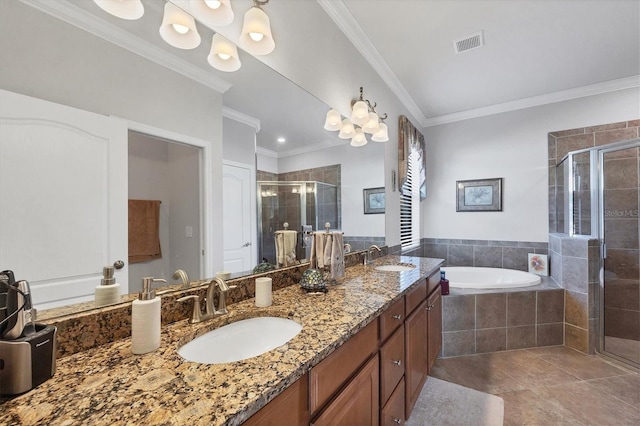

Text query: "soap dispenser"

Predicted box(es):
[95, 266, 120, 307]
[131, 277, 166, 354]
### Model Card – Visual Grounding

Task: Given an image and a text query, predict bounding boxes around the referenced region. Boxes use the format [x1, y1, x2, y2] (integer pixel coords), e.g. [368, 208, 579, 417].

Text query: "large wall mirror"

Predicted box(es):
[0, 0, 385, 319]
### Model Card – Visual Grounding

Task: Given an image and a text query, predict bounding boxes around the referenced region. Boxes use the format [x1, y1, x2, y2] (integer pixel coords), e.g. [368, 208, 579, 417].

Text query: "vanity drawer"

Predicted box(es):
[381, 378, 406, 426]
[379, 297, 405, 343]
[379, 323, 405, 405]
[405, 279, 427, 315]
[310, 319, 378, 415]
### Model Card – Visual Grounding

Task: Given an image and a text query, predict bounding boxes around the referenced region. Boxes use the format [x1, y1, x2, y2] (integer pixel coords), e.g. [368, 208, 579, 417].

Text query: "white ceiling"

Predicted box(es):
[27, 0, 640, 155]
[327, 0, 640, 126]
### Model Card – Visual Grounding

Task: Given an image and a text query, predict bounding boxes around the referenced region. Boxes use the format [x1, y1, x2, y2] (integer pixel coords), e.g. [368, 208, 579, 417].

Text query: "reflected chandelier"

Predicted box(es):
[323, 87, 389, 147]
[93, 0, 275, 73]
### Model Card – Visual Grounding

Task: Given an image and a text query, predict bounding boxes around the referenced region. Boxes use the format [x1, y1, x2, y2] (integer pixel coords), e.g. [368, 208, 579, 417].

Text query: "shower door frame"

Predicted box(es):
[597, 138, 640, 367]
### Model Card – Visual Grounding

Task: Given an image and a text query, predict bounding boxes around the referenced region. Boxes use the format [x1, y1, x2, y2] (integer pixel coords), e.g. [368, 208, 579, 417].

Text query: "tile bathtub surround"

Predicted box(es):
[422, 238, 548, 272]
[40, 249, 376, 359]
[441, 284, 565, 357]
[0, 256, 443, 425]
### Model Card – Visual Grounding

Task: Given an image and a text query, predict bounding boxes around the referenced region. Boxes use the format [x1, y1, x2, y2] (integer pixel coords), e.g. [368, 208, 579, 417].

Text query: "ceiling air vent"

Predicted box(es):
[453, 31, 484, 54]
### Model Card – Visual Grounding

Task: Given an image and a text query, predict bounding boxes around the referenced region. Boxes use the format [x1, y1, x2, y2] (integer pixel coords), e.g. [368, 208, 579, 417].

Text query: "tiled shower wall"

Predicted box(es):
[548, 234, 600, 354]
[548, 119, 639, 354]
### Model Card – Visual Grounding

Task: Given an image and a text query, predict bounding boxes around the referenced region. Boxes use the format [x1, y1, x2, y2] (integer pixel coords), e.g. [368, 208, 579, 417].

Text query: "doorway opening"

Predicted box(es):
[127, 131, 202, 293]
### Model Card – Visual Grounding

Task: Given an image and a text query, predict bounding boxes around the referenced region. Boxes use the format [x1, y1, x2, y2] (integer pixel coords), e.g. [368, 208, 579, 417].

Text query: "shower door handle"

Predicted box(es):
[601, 242, 606, 259]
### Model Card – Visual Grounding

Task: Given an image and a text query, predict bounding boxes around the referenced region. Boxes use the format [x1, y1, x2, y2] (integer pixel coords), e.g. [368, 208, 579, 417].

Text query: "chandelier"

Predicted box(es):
[323, 87, 389, 147]
[93, 0, 275, 73]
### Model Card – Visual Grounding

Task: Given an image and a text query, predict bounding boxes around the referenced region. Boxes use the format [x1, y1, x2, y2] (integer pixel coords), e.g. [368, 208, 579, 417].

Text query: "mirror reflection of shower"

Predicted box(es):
[257, 181, 339, 266]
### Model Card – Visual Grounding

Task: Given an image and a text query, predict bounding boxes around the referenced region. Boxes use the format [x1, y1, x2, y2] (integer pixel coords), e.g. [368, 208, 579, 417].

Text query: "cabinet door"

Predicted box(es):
[404, 300, 428, 418]
[427, 286, 442, 372]
[312, 354, 380, 426]
[244, 374, 309, 426]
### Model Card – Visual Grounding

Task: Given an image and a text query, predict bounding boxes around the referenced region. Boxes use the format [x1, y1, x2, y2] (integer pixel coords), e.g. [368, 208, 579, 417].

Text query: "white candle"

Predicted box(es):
[255, 277, 272, 307]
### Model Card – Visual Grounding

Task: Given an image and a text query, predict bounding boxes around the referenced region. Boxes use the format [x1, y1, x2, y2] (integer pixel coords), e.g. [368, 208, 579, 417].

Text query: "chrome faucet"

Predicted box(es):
[172, 269, 190, 288]
[178, 277, 236, 323]
[365, 244, 382, 265]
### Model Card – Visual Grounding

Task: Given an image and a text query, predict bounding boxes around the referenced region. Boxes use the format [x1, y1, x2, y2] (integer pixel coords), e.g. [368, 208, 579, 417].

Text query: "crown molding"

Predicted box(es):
[423, 75, 640, 127]
[317, 0, 428, 128]
[222, 107, 261, 132]
[21, 0, 232, 94]
[255, 147, 278, 158]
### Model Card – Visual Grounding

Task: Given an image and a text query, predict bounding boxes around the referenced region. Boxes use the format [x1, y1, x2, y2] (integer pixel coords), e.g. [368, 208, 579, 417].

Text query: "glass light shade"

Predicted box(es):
[238, 6, 275, 55]
[350, 100, 369, 126]
[207, 34, 241, 72]
[159, 2, 201, 49]
[362, 112, 380, 134]
[94, 0, 144, 20]
[323, 109, 342, 131]
[189, 0, 234, 27]
[350, 128, 368, 147]
[371, 122, 389, 142]
[338, 119, 356, 139]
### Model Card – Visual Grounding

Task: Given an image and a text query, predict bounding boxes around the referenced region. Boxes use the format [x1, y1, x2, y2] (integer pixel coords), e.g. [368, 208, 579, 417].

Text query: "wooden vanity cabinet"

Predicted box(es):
[243, 373, 309, 426]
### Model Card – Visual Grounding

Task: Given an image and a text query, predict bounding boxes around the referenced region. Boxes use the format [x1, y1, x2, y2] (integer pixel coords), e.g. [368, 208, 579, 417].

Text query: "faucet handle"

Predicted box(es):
[177, 295, 202, 323]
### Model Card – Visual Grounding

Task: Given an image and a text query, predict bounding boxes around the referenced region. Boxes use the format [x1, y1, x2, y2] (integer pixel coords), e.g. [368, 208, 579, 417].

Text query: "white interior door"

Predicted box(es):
[222, 162, 255, 272]
[0, 90, 128, 310]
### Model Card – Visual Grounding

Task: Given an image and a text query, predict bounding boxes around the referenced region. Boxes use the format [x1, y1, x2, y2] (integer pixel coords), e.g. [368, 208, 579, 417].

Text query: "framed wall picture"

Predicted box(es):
[363, 187, 385, 214]
[456, 178, 503, 212]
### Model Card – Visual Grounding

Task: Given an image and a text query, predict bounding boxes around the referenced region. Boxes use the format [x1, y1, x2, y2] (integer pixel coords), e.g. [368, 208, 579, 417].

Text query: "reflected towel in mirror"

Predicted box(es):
[128, 199, 162, 264]
[275, 230, 297, 267]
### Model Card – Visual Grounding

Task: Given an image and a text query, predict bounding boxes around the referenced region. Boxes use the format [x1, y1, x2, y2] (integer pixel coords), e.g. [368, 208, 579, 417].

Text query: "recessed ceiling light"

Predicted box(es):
[277, 137, 286, 143]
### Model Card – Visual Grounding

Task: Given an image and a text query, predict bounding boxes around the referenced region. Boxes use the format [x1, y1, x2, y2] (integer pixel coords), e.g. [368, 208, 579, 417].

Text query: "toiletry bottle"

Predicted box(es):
[131, 277, 166, 354]
[440, 270, 450, 296]
[95, 266, 121, 307]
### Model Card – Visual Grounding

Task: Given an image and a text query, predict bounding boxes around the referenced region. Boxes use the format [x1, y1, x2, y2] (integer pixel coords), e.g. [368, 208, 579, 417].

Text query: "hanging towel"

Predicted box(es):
[310, 232, 325, 269]
[330, 232, 345, 280]
[128, 199, 162, 264]
[275, 230, 298, 267]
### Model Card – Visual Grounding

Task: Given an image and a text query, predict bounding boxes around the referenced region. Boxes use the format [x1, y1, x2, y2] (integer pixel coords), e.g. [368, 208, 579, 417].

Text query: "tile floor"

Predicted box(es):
[430, 346, 640, 425]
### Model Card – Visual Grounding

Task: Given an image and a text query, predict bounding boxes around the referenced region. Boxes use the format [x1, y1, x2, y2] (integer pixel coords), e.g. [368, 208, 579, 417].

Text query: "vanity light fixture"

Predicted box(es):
[323, 86, 389, 147]
[239, 0, 275, 55]
[93, 0, 144, 20]
[208, 33, 241, 72]
[160, 2, 202, 49]
[189, 0, 234, 27]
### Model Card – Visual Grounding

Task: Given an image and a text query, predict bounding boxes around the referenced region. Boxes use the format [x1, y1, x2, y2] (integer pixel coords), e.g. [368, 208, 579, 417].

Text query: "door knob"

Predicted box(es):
[113, 260, 125, 269]
[242, 242, 251, 247]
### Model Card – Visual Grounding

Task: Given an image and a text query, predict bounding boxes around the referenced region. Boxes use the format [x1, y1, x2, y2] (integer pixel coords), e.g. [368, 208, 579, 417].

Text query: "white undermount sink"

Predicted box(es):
[375, 264, 416, 272]
[178, 317, 302, 364]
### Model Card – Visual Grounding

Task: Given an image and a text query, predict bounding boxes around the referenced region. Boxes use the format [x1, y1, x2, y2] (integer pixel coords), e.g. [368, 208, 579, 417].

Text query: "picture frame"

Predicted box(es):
[363, 187, 385, 214]
[456, 178, 503, 212]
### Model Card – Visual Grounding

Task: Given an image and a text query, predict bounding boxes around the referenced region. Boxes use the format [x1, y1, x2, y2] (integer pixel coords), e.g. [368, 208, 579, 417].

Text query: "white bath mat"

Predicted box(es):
[406, 376, 504, 426]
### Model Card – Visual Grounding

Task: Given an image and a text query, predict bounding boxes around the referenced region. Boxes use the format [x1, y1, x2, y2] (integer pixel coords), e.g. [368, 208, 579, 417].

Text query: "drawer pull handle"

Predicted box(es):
[392, 314, 402, 320]
[393, 360, 402, 366]
[393, 419, 402, 424]
[426, 304, 435, 311]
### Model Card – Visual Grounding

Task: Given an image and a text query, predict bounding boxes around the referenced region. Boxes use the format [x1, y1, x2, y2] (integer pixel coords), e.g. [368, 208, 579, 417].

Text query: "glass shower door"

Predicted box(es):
[600, 142, 640, 367]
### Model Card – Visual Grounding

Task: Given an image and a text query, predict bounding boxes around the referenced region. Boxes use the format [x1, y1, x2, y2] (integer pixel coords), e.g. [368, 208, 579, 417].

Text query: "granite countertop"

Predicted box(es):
[1, 256, 443, 426]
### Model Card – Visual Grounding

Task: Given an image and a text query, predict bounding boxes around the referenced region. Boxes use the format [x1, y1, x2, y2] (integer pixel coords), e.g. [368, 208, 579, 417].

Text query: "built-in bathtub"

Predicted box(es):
[439, 266, 563, 357]
[441, 266, 541, 289]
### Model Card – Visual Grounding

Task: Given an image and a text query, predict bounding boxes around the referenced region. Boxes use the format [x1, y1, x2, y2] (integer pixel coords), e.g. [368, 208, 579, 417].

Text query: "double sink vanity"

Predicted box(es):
[1, 256, 443, 425]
